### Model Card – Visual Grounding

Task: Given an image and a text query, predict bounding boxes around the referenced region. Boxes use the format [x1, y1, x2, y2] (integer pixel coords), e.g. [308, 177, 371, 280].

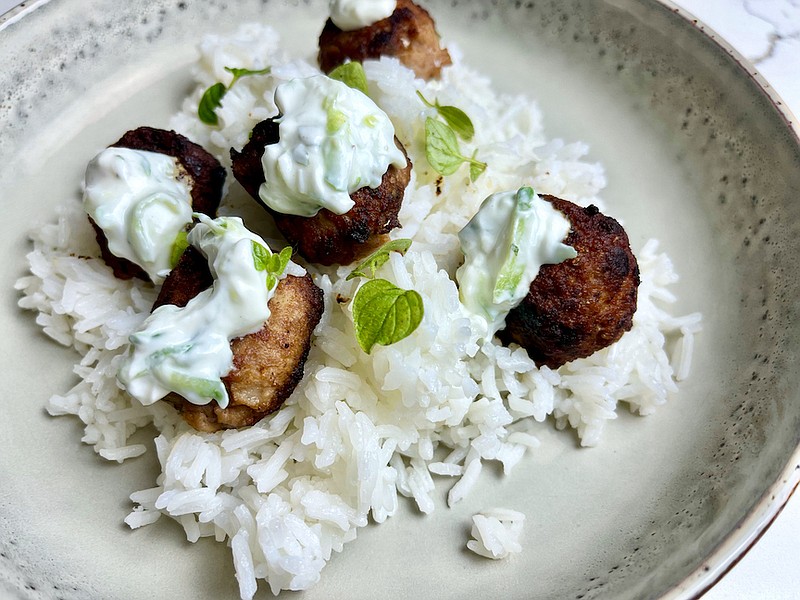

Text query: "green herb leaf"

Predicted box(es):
[224, 66, 271, 86]
[416, 91, 475, 141]
[328, 61, 369, 95]
[251, 240, 271, 271]
[468, 149, 487, 182]
[352, 279, 424, 354]
[346, 238, 413, 281]
[425, 118, 465, 176]
[169, 231, 190, 268]
[436, 105, 474, 141]
[269, 246, 293, 289]
[252, 241, 292, 290]
[199, 66, 271, 126]
[198, 82, 226, 126]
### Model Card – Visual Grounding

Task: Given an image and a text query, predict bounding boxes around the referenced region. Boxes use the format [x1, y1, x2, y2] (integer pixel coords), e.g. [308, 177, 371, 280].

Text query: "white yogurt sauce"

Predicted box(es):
[329, 0, 397, 31]
[83, 147, 193, 284]
[258, 75, 407, 217]
[118, 215, 303, 408]
[456, 187, 577, 337]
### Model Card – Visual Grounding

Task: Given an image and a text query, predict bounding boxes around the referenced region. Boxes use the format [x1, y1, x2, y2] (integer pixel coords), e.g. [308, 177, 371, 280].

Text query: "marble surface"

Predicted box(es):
[0, 0, 798, 598]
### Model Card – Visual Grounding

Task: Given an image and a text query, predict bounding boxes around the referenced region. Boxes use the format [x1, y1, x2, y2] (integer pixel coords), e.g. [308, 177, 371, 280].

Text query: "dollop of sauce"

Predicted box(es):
[83, 147, 193, 284]
[329, 0, 396, 31]
[259, 75, 407, 217]
[456, 187, 577, 337]
[118, 215, 302, 408]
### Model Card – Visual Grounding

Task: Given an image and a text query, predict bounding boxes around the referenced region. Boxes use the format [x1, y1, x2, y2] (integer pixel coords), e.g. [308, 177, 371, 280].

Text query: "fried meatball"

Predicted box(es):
[498, 196, 640, 369]
[90, 127, 226, 281]
[318, 0, 452, 80]
[230, 118, 412, 266]
[153, 246, 324, 432]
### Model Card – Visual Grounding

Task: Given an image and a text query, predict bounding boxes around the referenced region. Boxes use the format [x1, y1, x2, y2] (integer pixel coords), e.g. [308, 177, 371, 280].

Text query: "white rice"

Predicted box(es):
[467, 508, 526, 560]
[15, 23, 701, 598]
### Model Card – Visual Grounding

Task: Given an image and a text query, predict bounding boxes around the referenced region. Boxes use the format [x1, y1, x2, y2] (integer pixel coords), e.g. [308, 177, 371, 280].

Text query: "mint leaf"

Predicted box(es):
[328, 61, 369, 95]
[198, 82, 226, 126]
[346, 238, 413, 281]
[352, 279, 424, 354]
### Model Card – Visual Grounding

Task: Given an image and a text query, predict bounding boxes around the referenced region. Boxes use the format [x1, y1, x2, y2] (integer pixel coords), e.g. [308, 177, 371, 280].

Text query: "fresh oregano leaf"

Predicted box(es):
[271, 246, 293, 284]
[251, 240, 271, 271]
[416, 91, 475, 141]
[198, 82, 226, 126]
[346, 238, 413, 281]
[425, 118, 465, 176]
[198, 66, 271, 126]
[437, 105, 475, 141]
[352, 279, 424, 354]
[468, 149, 487, 182]
[328, 61, 369, 95]
[169, 231, 190, 268]
[425, 118, 487, 180]
[251, 241, 292, 291]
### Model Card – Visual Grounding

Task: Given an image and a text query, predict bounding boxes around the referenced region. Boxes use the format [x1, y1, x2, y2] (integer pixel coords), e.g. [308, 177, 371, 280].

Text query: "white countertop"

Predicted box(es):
[1, 0, 798, 598]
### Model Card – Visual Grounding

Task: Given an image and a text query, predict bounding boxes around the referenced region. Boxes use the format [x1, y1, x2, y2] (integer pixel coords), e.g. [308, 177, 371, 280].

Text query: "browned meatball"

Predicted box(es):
[154, 246, 324, 432]
[498, 196, 640, 369]
[318, 0, 452, 80]
[230, 118, 412, 266]
[89, 127, 226, 281]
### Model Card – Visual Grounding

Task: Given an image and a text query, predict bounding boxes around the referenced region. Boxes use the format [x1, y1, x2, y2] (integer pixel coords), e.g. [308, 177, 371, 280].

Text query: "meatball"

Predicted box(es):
[154, 246, 324, 432]
[90, 127, 226, 281]
[318, 0, 452, 80]
[498, 196, 640, 369]
[230, 118, 412, 266]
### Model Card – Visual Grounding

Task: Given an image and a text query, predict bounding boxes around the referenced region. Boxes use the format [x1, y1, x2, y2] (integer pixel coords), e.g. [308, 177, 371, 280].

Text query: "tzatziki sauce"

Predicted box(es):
[329, 0, 396, 31]
[83, 147, 193, 284]
[258, 75, 407, 217]
[456, 187, 577, 337]
[118, 215, 304, 409]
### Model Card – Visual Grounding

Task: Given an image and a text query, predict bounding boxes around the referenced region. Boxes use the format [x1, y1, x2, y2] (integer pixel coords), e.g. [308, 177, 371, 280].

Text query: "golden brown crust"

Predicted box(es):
[498, 196, 640, 369]
[90, 127, 226, 282]
[318, 0, 452, 80]
[154, 247, 324, 432]
[230, 119, 412, 266]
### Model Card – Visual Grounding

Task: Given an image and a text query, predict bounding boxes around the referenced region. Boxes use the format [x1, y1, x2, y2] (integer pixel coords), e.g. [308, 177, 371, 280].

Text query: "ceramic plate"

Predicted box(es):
[2, 0, 800, 598]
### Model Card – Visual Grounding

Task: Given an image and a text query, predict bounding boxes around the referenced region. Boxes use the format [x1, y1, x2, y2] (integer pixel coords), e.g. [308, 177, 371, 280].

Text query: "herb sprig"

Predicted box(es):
[416, 91, 474, 141]
[425, 118, 487, 182]
[199, 66, 272, 126]
[251, 241, 293, 291]
[417, 92, 486, 182]
[347, 239, 423, 354]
